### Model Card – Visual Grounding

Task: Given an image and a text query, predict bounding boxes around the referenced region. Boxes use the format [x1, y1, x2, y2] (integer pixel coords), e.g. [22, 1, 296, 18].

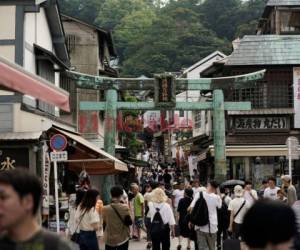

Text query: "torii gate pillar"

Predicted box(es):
[213, 90, 226, 183]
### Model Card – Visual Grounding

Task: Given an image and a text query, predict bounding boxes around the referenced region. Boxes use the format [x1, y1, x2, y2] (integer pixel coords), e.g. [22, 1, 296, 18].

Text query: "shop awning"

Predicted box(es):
[0, 56, 70, 112]
[51, 128, 127, 175]
[209, 145, 300, 157]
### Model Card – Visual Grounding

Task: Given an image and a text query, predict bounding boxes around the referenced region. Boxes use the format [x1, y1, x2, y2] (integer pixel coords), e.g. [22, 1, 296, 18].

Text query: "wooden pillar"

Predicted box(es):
[213, 90, 227, 183]
[101, 88, 117, 204]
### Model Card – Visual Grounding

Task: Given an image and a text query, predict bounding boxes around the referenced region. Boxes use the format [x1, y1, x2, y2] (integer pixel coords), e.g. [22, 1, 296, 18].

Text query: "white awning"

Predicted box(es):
[52, 128, 127, 174]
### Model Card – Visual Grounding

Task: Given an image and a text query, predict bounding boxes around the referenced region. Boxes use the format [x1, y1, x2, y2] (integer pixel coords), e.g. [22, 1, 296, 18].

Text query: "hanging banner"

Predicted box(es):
[42, 143, 51, 215]
[293, 67, 300, 128]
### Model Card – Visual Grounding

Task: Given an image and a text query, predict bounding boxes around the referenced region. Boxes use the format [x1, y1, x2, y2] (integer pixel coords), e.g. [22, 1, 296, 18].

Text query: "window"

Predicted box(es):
[66, 34, 76, 53]
[179, 110, 184, 117]
[280, 11, 300, 34]
[194, 111, 202, 129]
[0, 104, 13, 132]
[36, 60, 55, 115]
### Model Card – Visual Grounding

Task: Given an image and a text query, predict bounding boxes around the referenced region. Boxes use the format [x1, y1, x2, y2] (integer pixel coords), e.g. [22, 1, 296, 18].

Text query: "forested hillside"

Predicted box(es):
[58, 0, 266, 77]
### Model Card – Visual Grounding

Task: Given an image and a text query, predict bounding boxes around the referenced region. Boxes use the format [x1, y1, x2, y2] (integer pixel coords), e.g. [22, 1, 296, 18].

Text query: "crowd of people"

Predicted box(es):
[0, 168, 300, 250]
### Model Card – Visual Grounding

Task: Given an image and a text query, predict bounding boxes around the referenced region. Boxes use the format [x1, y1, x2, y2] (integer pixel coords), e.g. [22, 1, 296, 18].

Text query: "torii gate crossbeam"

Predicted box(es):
[68, 70, 265, 203]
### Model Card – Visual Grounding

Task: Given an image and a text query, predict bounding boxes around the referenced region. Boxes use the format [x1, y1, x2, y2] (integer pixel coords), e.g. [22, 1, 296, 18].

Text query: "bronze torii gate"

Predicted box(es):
[68, 70, 265, 202]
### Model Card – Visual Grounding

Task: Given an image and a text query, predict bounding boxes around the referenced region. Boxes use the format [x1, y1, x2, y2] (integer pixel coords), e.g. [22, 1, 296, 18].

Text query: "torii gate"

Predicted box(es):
[68, 69, 265, 202]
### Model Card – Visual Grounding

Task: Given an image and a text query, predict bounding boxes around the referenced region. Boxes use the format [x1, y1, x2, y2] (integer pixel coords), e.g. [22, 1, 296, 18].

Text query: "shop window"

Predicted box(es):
[280, 11, 300, 34]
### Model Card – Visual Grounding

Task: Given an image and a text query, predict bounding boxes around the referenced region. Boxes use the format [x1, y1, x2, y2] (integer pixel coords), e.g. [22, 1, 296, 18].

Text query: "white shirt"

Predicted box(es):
[243, 189, 258, 206]
[172, 189, 184, 208]
[148, 202, 176, 226]
[228, 197, 250, 224]
[264, 187, 280, 200]
[190, 191, 222, 233]
[192, 187, 202, 196]
[75, 206, 100, 231]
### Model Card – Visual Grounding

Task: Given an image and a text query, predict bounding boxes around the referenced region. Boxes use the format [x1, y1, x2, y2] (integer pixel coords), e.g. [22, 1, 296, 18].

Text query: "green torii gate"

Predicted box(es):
[68, 69, 265, 202]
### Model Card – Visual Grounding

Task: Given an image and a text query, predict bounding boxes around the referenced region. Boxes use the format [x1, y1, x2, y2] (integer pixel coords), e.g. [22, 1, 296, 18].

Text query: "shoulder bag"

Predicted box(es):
[111, 204, 133, 227]
[70, 209, 87, 243]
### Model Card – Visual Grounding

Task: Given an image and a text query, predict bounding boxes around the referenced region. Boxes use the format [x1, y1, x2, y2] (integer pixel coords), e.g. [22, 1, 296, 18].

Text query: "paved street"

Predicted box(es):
[128, 238, 195, 250]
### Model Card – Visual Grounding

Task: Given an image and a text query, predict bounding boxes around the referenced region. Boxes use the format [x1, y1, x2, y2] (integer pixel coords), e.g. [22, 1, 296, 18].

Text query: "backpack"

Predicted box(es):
[217, 197, 230, 230]
[150, 207, 166, 239]
[190, 192, 209, 227]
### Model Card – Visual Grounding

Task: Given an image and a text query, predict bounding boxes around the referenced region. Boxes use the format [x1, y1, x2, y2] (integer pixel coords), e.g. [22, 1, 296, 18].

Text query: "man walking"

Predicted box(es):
[190, 181, 222, 250]
[281, 175, 297, 206]
[131, 183, 144, 241]
[243, 180, 258, 207]
[0, 168, 72, 250]
[263, 177, 280, 200]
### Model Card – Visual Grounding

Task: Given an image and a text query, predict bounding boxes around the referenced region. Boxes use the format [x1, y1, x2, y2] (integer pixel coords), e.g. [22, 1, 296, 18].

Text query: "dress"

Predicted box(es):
[177, 197, 192, 238]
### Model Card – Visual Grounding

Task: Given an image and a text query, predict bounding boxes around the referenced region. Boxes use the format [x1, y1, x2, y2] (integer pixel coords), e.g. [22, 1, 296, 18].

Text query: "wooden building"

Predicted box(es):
[204, 0, 300, 187]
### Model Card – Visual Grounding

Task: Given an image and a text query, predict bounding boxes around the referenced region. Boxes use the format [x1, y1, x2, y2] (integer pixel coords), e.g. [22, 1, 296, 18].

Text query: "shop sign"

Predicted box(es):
[233, 117, 288, 130]
[50, 151, 68, 162]
[286, 136, 299, 160]
[0, 148, 29, 170]
[293, 67, 300, 128]
[42, 144, 50, 213]
[155, 74, 176, 108]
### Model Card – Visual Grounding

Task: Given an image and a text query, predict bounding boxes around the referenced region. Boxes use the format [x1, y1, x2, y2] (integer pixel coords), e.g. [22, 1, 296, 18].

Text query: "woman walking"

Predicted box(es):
[177, 188, 197, 250]
[75, 189, 101, 250]
[148, 188, 176, 250]
[102, 185, 132, 250]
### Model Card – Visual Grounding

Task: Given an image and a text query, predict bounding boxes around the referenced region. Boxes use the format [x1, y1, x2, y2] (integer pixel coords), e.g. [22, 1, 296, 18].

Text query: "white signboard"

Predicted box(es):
[50, 151, 68, 162]
[42, 144, 50, 213]
[293, 67, 300, 128]
[286, 136, 299, 160]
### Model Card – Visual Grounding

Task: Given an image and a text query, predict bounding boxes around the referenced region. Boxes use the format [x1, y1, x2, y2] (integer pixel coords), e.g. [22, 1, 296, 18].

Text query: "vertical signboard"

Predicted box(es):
[293, 67, 300, 128]
[155, 74, 176, 108]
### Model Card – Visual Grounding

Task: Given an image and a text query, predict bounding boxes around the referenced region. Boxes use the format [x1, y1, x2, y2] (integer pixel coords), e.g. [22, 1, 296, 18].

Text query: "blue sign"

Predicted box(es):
[50, 134, 67, 151]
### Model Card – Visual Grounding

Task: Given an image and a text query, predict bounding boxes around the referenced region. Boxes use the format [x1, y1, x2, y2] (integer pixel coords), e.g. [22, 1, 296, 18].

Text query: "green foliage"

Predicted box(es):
[59, 0, 266, 77]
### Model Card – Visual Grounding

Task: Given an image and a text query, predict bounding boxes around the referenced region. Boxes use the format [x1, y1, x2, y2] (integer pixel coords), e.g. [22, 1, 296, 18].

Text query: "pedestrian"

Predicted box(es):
[241, 199, 296, 250]
[0, 168, 72, 250]
[190, 180, 222, 250]
[148, 188, 176, 250]
[144, 184, 153, 249]
[163, 169, 172, 190]
[281, 175, 297, 206]
[131, 183, 144, 241]
[277, 189, 287, 203]
[263, 177, 280, 200]
[243, 180, 258, 207]
[67, 189, 86, 239]
[192, 180, 202, 196]
[75, 189, 101, 250]
[228, 185, 250, 240]
[102, 185, 132, 250]
[177, 188, 197, 250]
[258, 179, 268, 199]
[216, 187, 231, 250]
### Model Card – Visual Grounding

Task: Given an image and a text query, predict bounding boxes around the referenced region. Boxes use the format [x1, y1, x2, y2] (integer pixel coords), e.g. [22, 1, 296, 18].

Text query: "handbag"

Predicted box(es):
[71, 209, 87, 243]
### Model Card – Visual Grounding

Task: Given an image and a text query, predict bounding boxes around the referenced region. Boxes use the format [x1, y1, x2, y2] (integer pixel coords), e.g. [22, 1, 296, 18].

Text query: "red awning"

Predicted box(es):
[0, 56, 70, 112]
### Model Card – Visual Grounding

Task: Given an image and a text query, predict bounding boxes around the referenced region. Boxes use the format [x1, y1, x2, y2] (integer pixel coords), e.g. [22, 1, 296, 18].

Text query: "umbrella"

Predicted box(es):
[220, 179, 245, 187]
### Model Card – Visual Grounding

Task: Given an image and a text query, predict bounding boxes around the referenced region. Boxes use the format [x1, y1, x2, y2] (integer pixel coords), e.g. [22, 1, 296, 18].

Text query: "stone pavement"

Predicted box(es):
[128, 237, 196, 250]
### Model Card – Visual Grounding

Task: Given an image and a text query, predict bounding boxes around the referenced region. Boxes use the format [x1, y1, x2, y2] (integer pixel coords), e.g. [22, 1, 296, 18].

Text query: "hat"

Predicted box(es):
[234, 185, 244, 197]
[281, 175, 291, 182]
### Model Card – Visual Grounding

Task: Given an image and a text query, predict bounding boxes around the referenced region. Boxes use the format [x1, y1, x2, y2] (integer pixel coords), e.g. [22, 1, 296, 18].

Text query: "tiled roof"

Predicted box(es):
[226, 35, 300, 66]
[267, 0, 300, 6]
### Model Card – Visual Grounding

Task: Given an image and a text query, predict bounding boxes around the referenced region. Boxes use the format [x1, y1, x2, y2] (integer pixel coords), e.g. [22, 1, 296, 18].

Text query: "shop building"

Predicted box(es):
[203, 0, 300, 187]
